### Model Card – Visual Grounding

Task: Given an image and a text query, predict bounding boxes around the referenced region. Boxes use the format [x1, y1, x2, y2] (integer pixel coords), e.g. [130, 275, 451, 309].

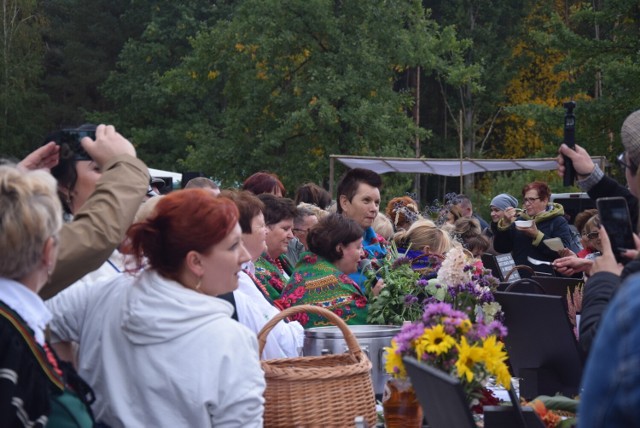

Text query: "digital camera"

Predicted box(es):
[47, 125, 96, 161]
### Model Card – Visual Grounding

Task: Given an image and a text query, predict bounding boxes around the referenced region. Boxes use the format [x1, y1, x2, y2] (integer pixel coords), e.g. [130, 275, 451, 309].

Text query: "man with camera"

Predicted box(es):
[19, 124, 149, 299]
[557, 109, 640, 355]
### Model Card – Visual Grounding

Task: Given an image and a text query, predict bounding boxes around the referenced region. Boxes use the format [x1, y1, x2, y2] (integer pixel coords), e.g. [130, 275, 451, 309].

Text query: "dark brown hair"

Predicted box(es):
[295, 182, 332, 210]
[219, 189, 264, 233]
[336, 168, 382, 214]
[307, 213, 363, 263]
[257, 194, 297, 225]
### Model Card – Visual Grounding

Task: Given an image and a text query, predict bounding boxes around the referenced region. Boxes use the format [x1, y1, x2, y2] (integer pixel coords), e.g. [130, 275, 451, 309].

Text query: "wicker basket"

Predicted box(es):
[257, 305, 377, 428]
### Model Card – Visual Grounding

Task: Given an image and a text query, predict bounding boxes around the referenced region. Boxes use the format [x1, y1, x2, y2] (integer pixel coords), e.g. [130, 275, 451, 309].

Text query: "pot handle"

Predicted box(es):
[257, 304, 364, 362]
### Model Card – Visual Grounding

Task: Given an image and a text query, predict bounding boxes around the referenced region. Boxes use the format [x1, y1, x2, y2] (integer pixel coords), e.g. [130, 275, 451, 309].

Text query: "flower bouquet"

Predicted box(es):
[365, 242, 425, 325]
[384, 301, 511, 406]
[425, 245, 502, 323]
[366, 244, 503, 325]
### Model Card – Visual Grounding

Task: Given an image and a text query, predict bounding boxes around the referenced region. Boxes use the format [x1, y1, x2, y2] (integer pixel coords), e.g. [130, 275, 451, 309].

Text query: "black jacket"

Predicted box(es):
[579, 259, 640, 354]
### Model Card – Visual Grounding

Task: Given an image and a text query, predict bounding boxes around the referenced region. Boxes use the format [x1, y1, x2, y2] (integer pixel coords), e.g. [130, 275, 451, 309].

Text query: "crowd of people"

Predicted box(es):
[2, 109, 640, 427]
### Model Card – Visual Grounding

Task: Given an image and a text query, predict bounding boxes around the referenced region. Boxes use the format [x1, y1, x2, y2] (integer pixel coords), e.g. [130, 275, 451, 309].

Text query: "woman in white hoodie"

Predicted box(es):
[46, 189, 265, 427]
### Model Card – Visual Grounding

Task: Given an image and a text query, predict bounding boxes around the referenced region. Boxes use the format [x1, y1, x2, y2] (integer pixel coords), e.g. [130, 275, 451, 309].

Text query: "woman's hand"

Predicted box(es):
[502, 207, 519, 226]
[589, 226, 624, 277]
[81, 124, 137, 168]
[516, 221, 538, 238]
[372, 278, 385, 297]
[17, 141, 60, 172]
[619, 234, 640, 260]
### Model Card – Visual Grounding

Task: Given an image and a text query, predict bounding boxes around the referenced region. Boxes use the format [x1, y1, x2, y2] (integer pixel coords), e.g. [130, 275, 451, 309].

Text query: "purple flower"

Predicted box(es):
[393, 321, 425, 352]
[487, 321, 508, 338]
[422, 302, 456, 320]
[404, 295, 419, 306]
[391, 257, 412, 269]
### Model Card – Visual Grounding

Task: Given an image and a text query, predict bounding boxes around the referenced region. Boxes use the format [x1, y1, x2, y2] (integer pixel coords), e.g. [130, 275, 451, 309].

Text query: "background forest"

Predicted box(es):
[1, 0, 639, 216]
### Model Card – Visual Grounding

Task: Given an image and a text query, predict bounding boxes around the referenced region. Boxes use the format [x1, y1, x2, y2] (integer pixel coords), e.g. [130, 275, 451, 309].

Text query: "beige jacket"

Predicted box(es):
[40, 154, 149, 299]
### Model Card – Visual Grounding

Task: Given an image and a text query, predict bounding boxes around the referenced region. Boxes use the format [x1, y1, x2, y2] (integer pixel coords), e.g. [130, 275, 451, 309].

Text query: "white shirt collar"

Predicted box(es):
[0, 277, 51, 345]
[242, 260, 255, 275]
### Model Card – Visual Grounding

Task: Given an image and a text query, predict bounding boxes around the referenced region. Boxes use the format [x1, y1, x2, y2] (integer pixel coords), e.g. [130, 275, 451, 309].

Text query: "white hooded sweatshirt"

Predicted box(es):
[46, 269, 265, 428]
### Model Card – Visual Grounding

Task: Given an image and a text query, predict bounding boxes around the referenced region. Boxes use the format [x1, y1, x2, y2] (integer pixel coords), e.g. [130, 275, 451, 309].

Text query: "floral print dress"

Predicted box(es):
[279, 253, 368, 328]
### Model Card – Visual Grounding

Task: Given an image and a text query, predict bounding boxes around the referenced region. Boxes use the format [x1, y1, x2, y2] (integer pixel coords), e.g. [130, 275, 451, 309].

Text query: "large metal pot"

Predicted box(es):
[303, 325, 401, 396]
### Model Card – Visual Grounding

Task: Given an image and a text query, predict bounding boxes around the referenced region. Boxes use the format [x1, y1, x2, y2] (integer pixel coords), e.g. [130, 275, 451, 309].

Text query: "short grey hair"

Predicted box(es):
[0, 165, 62, 279]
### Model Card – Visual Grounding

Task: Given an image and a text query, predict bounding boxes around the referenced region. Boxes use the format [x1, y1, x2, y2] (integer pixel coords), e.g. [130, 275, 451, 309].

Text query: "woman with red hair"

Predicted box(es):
[493, 181, 580, 274]
[242, 171, 286, 197]
[46, 189, 265, 427]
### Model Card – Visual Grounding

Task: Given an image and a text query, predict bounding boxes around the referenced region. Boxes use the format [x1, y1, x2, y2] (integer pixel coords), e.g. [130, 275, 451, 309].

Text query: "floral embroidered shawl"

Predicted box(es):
[279, 252, 368, 328]
[254, 253, 294, 301]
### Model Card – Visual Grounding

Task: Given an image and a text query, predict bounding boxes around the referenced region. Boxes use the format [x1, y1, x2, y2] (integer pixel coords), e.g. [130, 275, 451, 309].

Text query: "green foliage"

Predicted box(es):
[162, 0, 477, 191]
[422, 0, 535, 157]
[523, 0, 640, 160]
[97, 0, 232, 169]
[40, 0, 133, 127]
[365, 244, 424, 325]
[0, 0, 49, 157]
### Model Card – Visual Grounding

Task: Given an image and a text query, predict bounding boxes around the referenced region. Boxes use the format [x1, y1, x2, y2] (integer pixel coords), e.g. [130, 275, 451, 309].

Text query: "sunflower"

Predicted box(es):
[455, 337, 484, 383]
[384, 339, 407, 379]
[414, 325, 456, 357]
[481, 336, 511, 389]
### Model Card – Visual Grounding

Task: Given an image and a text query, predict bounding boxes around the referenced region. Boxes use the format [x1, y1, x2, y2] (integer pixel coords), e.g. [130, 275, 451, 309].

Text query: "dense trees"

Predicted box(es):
[0, 0, 47, 157]
[159, 0, 477, 190]
[0, 0, 638, 200]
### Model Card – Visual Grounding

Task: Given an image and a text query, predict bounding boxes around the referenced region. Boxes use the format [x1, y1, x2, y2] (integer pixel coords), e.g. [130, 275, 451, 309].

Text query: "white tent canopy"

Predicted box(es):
[329, 154, 608, 194]
[148, 167, 182, 183]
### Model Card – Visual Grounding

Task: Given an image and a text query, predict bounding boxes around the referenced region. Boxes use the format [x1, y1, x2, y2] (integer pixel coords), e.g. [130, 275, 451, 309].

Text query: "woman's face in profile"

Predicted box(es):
[199, 223, 251, 296]
[333, 238, 363, 275]
[67, 160, 101, 214]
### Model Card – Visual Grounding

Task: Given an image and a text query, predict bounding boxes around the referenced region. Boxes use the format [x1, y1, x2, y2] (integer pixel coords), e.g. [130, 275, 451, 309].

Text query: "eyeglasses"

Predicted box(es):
[522, 197, 541, 204]
[293, 228, 309, 235]
[585, 231, 600, 240]
[617, 152, 632, 172]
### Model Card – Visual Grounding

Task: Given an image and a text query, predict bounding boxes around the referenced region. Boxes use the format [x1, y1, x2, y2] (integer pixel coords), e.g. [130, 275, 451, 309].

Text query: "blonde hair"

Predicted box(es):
[372, 213, 394, 241]
[134, 195, 164, 223]
[296, 201, 328, 219]
[393, 219, 452, 255]
[0, 165, 62, 279]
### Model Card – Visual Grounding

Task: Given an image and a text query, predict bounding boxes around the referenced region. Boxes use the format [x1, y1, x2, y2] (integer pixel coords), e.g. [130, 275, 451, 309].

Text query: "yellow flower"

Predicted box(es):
[207, 70, 219, 80]
[455, 337, 484, 383]
[414, 325, 456, 357]
[459, 319, 472, 333]
[481, 336, 511, 389]
[494, 364, 512, 390]
[384, 340, 407, 379]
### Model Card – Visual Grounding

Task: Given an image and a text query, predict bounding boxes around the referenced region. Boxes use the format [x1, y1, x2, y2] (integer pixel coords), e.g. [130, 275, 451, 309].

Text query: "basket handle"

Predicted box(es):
[257, 304, 363, 360]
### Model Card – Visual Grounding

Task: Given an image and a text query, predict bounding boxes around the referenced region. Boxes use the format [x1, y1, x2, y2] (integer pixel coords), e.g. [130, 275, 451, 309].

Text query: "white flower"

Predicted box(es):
[437, 246, 471, 286]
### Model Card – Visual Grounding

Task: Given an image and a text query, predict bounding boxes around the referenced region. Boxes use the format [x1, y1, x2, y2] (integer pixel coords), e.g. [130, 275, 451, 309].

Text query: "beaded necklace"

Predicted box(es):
[244, 268, 286, 312]
[264, 253, 285, 274]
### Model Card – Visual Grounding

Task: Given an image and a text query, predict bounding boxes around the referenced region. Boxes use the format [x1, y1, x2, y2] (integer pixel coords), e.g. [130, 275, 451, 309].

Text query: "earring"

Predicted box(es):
[194, 277, 202, 291]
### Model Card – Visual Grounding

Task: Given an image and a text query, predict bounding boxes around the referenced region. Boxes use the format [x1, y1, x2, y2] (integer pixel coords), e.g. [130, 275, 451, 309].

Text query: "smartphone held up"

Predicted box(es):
[596, 197, 635, 264]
